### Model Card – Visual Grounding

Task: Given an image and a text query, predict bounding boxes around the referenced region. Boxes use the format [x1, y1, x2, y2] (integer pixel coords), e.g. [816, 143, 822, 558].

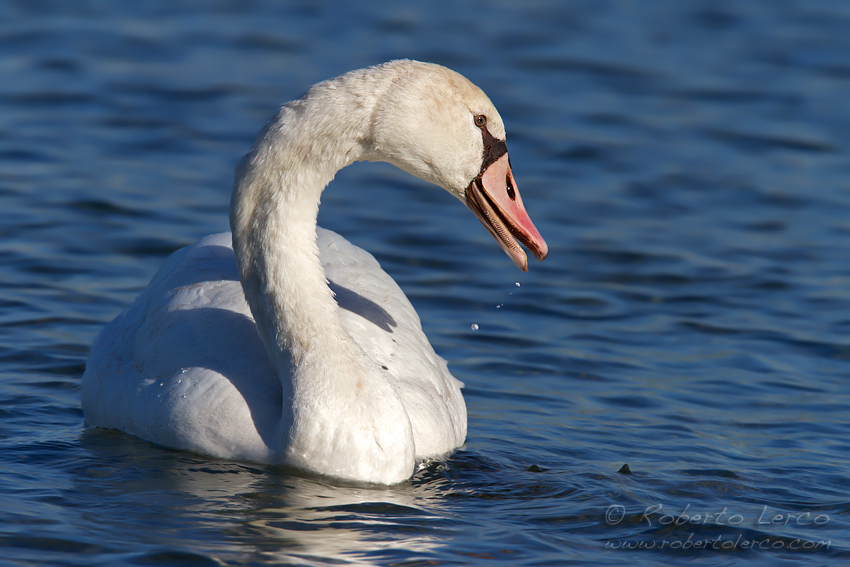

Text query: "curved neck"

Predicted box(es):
[229, 68, 427, 482]
[229, 84, 376, 402]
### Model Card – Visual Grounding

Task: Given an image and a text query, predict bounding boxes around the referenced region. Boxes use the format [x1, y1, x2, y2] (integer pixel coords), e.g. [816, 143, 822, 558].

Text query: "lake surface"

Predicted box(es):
[2, 1, 850, 565]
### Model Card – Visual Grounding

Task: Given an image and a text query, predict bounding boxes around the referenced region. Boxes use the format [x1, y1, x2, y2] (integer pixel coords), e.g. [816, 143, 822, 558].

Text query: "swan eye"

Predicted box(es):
[474, 114, 487, 128]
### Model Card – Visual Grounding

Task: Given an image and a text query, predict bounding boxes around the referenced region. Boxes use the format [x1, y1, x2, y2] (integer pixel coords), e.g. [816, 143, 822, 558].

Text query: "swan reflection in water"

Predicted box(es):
[79, 429, 455, 565]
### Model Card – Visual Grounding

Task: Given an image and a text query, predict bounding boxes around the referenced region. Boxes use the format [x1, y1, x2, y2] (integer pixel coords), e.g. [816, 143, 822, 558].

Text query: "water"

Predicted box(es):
[2, 1, 850, 565]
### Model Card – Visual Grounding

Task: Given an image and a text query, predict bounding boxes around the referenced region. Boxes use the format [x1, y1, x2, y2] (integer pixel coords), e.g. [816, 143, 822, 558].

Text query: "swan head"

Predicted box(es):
[367, 60, 548, 271]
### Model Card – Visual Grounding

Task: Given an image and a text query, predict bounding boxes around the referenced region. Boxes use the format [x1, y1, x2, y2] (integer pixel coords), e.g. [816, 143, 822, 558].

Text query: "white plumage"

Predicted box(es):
[82, 60, 546, 484]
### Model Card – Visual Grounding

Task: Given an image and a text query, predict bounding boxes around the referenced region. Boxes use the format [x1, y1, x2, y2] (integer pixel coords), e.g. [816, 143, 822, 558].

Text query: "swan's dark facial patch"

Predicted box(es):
[479, 124, 507, 173]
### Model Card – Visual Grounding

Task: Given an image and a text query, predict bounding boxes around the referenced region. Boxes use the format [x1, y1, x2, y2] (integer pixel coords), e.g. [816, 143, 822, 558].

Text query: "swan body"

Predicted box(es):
[82, 60, 547, 484]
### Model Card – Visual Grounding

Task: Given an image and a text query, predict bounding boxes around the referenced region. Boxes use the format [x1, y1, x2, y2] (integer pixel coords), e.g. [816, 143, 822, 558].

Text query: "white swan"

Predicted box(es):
[82, 60, 548, 485]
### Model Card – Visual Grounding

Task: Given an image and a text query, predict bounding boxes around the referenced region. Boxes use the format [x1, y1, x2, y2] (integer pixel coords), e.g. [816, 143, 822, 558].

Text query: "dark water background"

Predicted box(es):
[3, 1, 850, 565]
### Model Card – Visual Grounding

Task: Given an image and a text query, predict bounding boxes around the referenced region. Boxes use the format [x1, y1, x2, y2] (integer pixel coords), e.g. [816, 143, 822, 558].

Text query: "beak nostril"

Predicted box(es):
[506, 175, 516, 201]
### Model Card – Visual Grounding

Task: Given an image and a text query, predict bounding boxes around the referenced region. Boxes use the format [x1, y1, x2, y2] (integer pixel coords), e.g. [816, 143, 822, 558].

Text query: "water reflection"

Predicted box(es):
[240, 476, 444, 565]
[78, 430, 450, 565]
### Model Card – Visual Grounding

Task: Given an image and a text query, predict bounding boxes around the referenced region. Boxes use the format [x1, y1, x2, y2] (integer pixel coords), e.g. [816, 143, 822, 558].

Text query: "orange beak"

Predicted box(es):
[465, 153, 548, 271]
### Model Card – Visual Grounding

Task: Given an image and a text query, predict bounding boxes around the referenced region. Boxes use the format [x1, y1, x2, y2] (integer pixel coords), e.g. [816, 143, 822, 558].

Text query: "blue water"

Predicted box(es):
[3, 1, 850, 565]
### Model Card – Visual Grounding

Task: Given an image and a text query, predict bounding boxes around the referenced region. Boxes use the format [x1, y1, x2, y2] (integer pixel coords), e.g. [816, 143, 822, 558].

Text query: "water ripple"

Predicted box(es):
[2, 0, 850, 565]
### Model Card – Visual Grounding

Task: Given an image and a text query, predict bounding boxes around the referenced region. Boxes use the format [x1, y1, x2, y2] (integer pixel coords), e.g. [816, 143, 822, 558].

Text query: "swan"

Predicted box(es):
[81, 60, 548, 485]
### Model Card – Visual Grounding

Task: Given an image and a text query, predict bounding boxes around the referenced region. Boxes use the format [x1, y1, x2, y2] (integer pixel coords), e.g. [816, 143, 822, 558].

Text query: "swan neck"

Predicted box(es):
[229, 93, 370, 387]
[227, 68, 420, 482]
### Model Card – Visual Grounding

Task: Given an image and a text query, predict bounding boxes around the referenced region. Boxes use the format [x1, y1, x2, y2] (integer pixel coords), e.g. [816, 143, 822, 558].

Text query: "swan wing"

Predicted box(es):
[83, 231, 465, 462]
[81, 233, 280, 461]
[318, 228, 467, 458]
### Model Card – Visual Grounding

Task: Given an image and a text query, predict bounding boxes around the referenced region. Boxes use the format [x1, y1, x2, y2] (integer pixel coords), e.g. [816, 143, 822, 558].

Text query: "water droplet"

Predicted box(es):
[471, 323, 479, 331]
